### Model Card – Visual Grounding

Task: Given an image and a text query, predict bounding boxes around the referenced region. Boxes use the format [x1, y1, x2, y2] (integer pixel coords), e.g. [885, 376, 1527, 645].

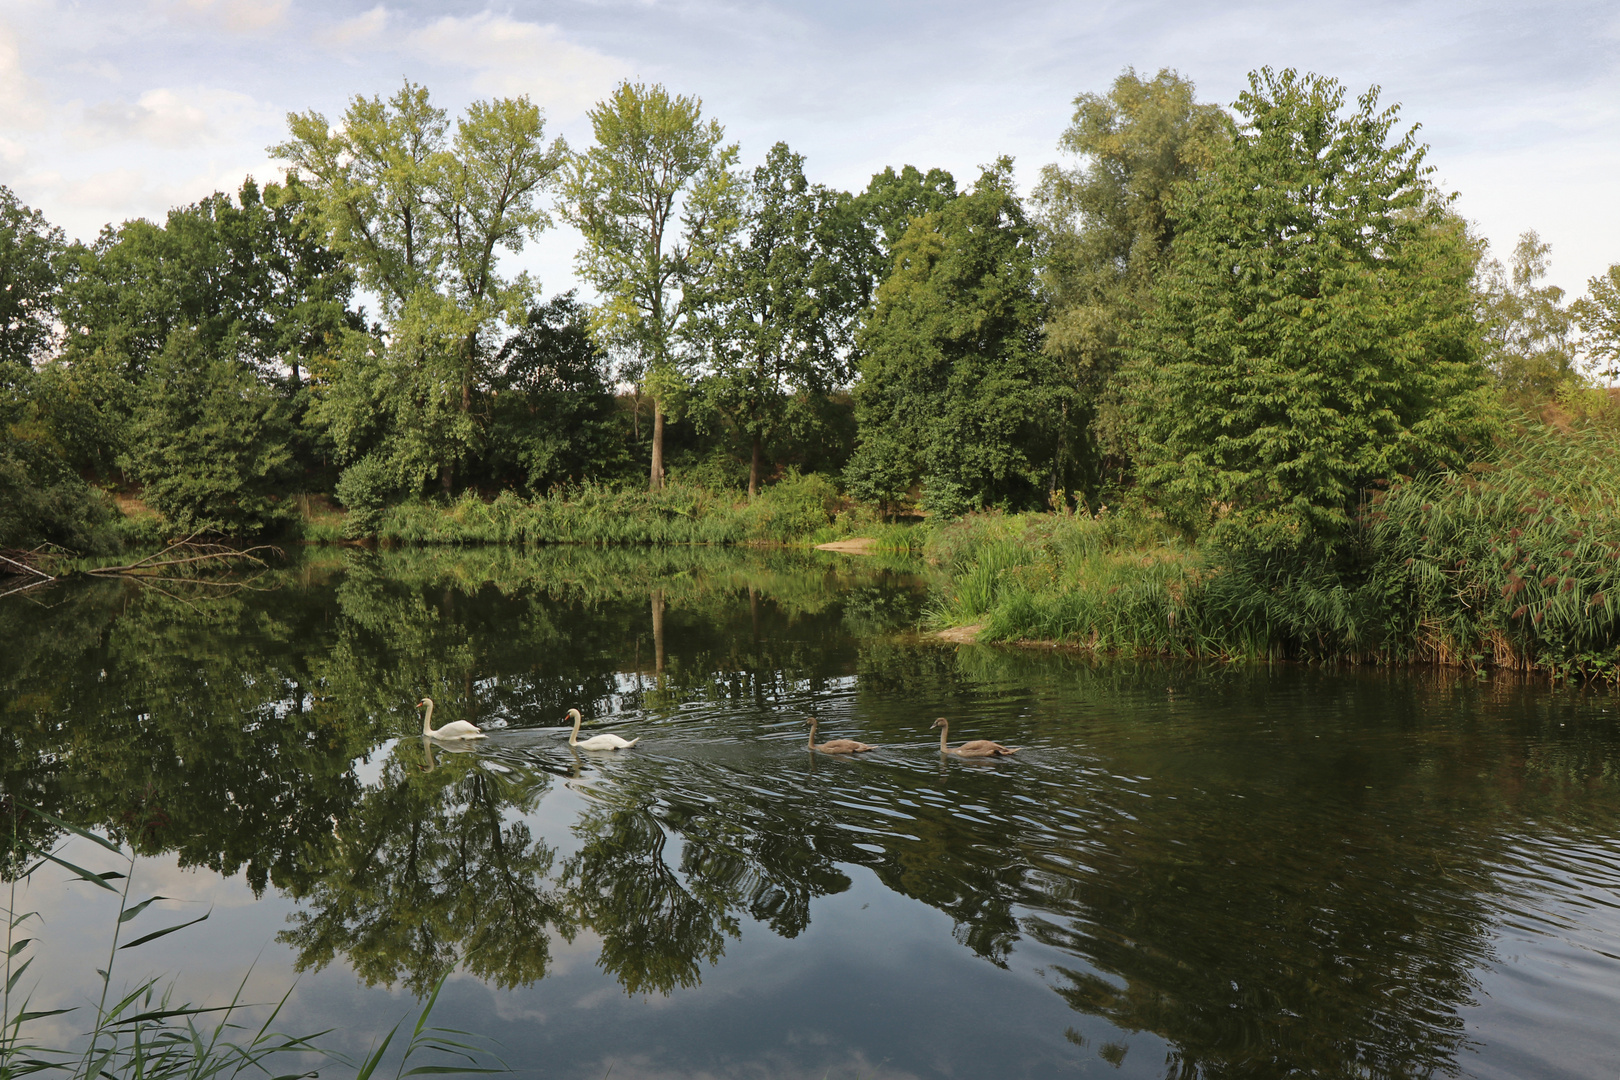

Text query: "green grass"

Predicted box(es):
[923, 423, 1620, 682]
[367, 472, 846, 547]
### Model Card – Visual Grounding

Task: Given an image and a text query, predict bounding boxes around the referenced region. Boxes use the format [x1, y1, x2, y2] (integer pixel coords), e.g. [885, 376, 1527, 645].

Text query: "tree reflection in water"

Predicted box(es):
[279, 738, 573, 994]
[6, 545, 1620, 1077]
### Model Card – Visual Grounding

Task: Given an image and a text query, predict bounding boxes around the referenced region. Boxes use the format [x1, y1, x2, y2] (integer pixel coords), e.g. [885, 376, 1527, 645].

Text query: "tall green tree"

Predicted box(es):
[1129, 68, 1497, 531]
[274, 83, 569, 495]
[1034, 68, 1225, 488]
[1476, 231, 1580, 402]
[57, 179, 354, 383]
[123, 329, 298, 535]
[845, 159, 1057, 516]
[0, 187, 113, 550]
[853, 165, 958, 296]
[0, 186, 65, 371]
[1571, 263, 1620, 383]
[687, 143, 862, 495]
[563, 81, 740, 491]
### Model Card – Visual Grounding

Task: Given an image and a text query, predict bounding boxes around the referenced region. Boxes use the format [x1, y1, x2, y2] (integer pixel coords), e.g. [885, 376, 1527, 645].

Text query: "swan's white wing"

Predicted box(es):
[433, 721, 487, 740]
[577, 733, 636, 750]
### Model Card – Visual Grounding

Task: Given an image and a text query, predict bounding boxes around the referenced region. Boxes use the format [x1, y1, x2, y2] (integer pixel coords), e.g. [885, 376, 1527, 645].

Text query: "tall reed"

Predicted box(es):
[926, 424, 1620, 681]
[368, 472, 843, 547]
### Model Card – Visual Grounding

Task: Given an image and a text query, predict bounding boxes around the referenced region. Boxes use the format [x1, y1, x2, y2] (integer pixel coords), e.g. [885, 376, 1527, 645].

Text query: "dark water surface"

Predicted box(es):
[5, 546, 1620, 1079]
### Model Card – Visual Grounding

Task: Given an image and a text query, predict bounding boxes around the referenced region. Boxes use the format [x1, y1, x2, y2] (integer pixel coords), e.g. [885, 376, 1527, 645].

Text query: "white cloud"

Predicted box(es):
[402, 12, 627, 118]
[160, 0, 293, 34]
[78, 86, 275, 148]
[0, 21, 49, 129]
[328, 4, 388, 50]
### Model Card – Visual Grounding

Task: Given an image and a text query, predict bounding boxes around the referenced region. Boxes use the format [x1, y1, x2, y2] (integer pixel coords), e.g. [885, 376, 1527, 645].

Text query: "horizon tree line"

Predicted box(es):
[3, 66, 1620, 547]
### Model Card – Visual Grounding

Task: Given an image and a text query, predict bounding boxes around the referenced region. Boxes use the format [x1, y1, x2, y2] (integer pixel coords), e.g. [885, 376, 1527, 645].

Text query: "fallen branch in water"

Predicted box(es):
[84, 535, 282, 577]
[0, 549, 57, 597]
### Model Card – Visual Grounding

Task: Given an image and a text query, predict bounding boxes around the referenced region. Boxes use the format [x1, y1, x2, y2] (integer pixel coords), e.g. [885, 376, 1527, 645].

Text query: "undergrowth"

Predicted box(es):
[367, 471, 844, 546]
[927, 423, 1620, 682]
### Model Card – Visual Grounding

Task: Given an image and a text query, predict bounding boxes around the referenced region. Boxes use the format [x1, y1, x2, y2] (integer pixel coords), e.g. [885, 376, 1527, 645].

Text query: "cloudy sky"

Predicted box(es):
[2, 0, 1617, 301]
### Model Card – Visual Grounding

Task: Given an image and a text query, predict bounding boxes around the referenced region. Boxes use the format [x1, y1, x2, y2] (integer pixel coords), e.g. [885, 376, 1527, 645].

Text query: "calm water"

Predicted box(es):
[5, 546, 1620, 1079]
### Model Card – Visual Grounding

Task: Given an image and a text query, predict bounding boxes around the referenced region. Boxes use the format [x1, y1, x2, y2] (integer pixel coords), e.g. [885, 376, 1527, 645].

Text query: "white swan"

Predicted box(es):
[566, 708, 638, 750]
[417, 697, 487, 741]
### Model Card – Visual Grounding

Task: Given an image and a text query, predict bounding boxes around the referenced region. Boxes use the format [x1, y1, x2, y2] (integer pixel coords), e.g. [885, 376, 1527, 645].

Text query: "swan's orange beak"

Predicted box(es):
[415, 699, 427, 708]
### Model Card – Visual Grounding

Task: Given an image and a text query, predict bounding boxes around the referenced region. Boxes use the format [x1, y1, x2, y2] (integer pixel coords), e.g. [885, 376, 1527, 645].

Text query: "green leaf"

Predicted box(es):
[14, 1008, 74, 1023]
[6, 954, 34, 992]
[38, 851, 121, 892]
[119, 909, 210, 949]
[353, 1023, 400, 1080]
[22, 804, 122, 853]
[119, 895, 172, 923]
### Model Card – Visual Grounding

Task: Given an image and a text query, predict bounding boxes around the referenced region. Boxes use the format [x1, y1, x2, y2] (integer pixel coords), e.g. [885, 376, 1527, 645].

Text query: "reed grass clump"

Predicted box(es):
[368, 471, 845, 547]
[927, 423, 1620, 681]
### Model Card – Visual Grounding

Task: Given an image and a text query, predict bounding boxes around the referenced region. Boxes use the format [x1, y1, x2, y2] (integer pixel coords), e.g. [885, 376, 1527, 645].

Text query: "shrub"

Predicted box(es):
[335, 454, 400, 539]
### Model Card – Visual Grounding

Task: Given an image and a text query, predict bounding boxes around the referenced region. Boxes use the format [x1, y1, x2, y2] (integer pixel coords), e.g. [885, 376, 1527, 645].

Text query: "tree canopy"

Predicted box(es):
[1128, 68, 1497, 531]
[846, 159, 1060, 516]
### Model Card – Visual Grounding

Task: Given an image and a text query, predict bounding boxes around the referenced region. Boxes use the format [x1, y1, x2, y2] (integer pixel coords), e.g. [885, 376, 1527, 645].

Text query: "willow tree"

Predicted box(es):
[564, 81, 739, 491]
[273, 82, 569, 495]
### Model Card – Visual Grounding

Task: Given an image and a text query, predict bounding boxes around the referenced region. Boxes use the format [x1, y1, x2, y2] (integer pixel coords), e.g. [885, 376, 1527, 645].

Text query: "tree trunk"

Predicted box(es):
[650, 404, 666, 491]
[651, 589, 665, 677]
[749, 434, 763, 499]
[439, 463, 453, 497]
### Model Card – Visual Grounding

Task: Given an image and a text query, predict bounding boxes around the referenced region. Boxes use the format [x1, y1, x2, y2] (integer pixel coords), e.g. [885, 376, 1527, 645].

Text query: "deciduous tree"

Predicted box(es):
[846, 159, 1057, 516]
[687, 143, 861, 495]
[1476, 231, 1580, 401]
[563, 81, 739, 491]
[275, 83, 568, 494]
[1128, 68, 1497, 532]
[1033, 68, 1225, 490]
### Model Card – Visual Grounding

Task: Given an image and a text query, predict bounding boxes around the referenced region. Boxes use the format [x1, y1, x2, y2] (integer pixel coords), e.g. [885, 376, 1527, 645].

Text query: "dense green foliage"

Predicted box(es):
[687, 143, 863, 495]
[1129, 69, 1497, 530]
[1034, 68, 1226, 485]
[276, 82, 570, 499]
[3, 61, 1617, 645]
[846, 160, 1062, 516]
[925, 417, 1620, 679]
[124, 330, 298, 533]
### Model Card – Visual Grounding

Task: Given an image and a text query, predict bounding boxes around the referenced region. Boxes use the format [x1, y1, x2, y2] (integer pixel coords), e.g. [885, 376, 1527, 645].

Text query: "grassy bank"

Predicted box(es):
[926, 424, 1620, 682]
[362, 472, 925, 551]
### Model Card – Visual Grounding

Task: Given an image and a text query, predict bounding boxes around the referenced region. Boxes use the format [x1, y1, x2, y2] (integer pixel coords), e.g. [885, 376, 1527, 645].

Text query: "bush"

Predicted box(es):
[124, 331, 297, 536]
[335, 454, 400, 539]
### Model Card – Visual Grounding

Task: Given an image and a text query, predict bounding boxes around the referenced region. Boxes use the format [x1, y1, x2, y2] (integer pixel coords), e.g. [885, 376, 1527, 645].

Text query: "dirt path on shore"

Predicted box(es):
[815, 538, 878, 554]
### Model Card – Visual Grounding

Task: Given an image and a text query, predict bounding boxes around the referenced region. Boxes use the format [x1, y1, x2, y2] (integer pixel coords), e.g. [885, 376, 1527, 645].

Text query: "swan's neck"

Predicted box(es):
[421, 700, 435, 737]
[938, 721, 949, 753]
[807, 717, 817, 749]
[568, 710, 582, 747]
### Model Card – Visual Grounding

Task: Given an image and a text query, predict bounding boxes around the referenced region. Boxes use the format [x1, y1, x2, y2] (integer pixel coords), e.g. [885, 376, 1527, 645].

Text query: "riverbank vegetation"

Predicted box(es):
[3, 66, 1619, 674]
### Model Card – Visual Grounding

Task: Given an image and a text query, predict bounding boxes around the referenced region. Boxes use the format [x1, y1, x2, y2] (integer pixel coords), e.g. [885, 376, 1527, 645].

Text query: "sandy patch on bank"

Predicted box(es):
[934, 624, 984, 644]
[816, 538, 877, 554]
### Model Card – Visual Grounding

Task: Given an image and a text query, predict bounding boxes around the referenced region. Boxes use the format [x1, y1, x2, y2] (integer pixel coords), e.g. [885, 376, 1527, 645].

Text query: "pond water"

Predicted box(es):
[5, 546, 1620, 1079]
